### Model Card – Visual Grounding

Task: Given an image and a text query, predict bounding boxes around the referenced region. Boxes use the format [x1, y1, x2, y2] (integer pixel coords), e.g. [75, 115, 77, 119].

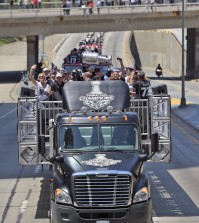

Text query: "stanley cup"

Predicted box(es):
[82, 52, 112, 65]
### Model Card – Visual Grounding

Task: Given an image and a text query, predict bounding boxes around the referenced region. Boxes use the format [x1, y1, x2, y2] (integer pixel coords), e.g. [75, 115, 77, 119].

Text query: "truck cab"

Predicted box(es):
[17, 80, 171, 223]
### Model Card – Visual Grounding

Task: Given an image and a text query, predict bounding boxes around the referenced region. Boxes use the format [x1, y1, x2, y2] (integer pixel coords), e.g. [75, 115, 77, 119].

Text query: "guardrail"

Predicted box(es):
[0, 2, 199, 18]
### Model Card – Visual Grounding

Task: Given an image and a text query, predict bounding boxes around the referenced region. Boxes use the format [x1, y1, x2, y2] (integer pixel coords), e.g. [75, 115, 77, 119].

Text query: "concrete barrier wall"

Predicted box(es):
[132, 30, 186, 75]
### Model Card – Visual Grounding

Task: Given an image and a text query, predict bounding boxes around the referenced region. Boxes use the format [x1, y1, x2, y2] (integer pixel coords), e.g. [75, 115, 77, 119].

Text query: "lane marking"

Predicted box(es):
[0, 107, 17, 120]
[172, 118, 199, 144]
[34, 165, 41, 174]
[19, 200, 29, 214]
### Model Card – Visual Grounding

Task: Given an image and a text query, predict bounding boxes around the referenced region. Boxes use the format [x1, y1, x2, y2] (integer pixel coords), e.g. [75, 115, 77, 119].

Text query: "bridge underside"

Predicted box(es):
[1, 11, 199, 37]
[186, 28, 199, 79]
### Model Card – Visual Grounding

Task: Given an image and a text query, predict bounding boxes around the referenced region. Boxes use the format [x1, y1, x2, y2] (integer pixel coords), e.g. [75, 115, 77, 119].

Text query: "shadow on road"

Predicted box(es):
[35, 170, 51, 219]
[148, 76, 181, 81]
[0, 71, 25, 83]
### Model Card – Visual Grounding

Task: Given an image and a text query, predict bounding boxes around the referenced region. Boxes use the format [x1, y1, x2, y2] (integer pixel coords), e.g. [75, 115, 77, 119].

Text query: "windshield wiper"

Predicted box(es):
[62, 150, 86, 154]
[105, 147, 134, 152]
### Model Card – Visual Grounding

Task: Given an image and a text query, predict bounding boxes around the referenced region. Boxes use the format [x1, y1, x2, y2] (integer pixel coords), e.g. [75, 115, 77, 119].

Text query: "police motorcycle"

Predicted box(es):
[155, 64, 163, 78]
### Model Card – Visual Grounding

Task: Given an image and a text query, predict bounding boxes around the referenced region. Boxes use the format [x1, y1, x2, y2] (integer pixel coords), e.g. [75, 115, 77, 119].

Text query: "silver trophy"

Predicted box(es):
[82, 52, 112, 65]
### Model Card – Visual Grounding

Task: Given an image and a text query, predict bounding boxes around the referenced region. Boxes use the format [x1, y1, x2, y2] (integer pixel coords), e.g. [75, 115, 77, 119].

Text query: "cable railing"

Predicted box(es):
[0, 2, 199, 18]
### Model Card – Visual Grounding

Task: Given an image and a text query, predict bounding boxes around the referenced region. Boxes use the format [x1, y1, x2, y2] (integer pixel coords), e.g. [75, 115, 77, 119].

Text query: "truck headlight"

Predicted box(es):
[133, 187, 149, 203]
[55, 189, 72, 204]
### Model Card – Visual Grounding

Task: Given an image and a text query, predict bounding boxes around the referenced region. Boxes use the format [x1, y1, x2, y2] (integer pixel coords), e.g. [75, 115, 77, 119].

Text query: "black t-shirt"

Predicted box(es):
[51, 81, 65, 96]
[133, 80, 151, 99]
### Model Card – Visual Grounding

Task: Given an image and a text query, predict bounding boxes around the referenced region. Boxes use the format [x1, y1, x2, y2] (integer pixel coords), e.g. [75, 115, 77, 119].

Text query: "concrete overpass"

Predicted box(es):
[0, 4, 199, 78]
[1, 5, 199, 36]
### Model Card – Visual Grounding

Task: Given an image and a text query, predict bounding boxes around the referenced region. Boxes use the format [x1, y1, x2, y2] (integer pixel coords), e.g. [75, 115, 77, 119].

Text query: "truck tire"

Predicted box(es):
[49, 208, 54, 223]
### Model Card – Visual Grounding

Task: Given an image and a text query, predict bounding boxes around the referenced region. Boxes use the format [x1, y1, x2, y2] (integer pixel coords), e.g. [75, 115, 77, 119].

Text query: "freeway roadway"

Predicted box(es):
[0, 32, 199, 223]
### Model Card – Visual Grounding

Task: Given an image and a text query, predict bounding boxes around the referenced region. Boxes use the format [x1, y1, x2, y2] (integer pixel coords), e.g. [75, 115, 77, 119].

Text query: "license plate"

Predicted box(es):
[96, 221, 110, 223]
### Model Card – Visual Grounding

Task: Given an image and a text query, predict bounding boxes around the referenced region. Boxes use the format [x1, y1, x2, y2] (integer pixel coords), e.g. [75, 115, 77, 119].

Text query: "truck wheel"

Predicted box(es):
[49, 209, 54, 223]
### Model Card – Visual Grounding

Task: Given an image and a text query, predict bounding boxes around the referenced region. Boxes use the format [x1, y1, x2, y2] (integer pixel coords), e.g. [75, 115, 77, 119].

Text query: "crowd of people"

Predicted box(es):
[9, 0, 42, 9]
[7, 0, 180, 11]
[27, 31, 155, 103]
[28, 59, 152, 103]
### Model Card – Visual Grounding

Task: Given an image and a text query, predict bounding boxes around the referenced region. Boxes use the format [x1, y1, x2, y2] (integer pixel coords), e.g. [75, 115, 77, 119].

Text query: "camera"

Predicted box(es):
[34, 62, 44, 79]
[106, 68, 112, 78]
[117, 57, 122, 61]
[72, 69, 83, 81]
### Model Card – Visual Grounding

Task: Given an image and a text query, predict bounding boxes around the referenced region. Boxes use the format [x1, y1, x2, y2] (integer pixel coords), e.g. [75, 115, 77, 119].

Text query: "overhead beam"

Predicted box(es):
[1, 11, 199, 36]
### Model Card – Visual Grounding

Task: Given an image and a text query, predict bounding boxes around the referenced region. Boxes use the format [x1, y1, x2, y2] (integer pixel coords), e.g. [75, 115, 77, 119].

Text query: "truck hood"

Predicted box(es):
[62, 152, 141, 174]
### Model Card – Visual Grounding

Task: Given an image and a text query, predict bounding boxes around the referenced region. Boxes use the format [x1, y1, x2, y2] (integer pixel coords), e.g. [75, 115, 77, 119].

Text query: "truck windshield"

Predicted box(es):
[58, 124, 139, 152]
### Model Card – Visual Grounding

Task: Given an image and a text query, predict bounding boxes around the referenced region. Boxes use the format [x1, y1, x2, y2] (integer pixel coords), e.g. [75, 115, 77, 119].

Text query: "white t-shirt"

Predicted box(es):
[96, 0, 101, 6]
[35, 81, 51, 101]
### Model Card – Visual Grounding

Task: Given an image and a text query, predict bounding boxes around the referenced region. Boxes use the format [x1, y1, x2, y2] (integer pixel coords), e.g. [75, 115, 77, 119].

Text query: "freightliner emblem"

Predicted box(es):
[79, 81, 114, 109]
[81, 154, 122, 167]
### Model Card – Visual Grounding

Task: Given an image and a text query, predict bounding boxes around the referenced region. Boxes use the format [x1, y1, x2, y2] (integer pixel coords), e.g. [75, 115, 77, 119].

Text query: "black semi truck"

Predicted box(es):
[18, 80, 171, 223]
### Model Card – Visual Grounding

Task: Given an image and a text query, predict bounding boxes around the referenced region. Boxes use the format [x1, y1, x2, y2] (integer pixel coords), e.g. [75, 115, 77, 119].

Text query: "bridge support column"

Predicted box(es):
[186, 28, 199, 79]
[27, 35, 39, 71]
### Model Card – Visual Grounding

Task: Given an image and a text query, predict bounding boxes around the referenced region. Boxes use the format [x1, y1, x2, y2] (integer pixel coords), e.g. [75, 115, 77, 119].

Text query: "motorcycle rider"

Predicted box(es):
[155, 63, 163, 78]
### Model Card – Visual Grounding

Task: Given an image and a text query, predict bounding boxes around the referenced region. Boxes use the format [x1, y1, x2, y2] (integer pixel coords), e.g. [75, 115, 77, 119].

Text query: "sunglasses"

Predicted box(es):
[39, 76, 45, 79]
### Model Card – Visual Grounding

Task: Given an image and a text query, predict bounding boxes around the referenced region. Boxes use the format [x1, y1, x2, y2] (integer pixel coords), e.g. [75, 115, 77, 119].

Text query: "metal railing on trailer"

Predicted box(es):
[126, 95, 171, 162]
[150, 95, 171, 162]
[17, 95, 171, 165]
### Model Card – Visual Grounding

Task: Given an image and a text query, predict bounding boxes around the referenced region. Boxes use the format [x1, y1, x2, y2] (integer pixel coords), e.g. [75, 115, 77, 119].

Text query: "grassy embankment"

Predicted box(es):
[0, 37, 23, 47]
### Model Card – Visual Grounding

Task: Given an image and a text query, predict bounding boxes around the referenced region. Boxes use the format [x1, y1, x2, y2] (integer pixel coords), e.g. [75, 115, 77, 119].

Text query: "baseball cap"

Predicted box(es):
[127, 65, 135, 70]
[42, 67, 49, 72]
[112, 68, 119, 72]
[56, 72, 62, 78]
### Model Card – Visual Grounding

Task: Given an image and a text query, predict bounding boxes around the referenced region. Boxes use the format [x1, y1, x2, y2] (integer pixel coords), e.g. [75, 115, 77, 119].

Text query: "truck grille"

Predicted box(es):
[74, 174, 131, 207]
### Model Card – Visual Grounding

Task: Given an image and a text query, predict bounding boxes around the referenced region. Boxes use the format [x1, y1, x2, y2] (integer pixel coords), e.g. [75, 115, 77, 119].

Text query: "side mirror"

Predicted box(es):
[138, 153, 148, 162]
[38, 134, 46, 156]
[137, 153, 148, 177]
[50, 155, 64, 164]
[151, 133, 159, 153]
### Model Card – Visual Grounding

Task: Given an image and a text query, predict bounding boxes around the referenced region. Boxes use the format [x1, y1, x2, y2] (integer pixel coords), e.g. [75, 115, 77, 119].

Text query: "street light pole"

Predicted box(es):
[179, 0, 186, 108]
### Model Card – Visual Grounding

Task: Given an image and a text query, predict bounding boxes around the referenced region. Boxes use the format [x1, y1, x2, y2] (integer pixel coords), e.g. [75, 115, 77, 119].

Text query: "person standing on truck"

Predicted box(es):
[63, 71, 73, 83]
[109, 57, 125, 81]
[82, 71, 93, 81]
[92, 68, 104, 80]
[126, 65, 138, 97]
[51, 72, 65, 101]
[133, 71, 151, 99]
[42, 67, 50, 77]
[29, 64, 51, 101]
[133, 71, 151, 137]
[64, 48, 81, 64]
[47, 68, 57, 87]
